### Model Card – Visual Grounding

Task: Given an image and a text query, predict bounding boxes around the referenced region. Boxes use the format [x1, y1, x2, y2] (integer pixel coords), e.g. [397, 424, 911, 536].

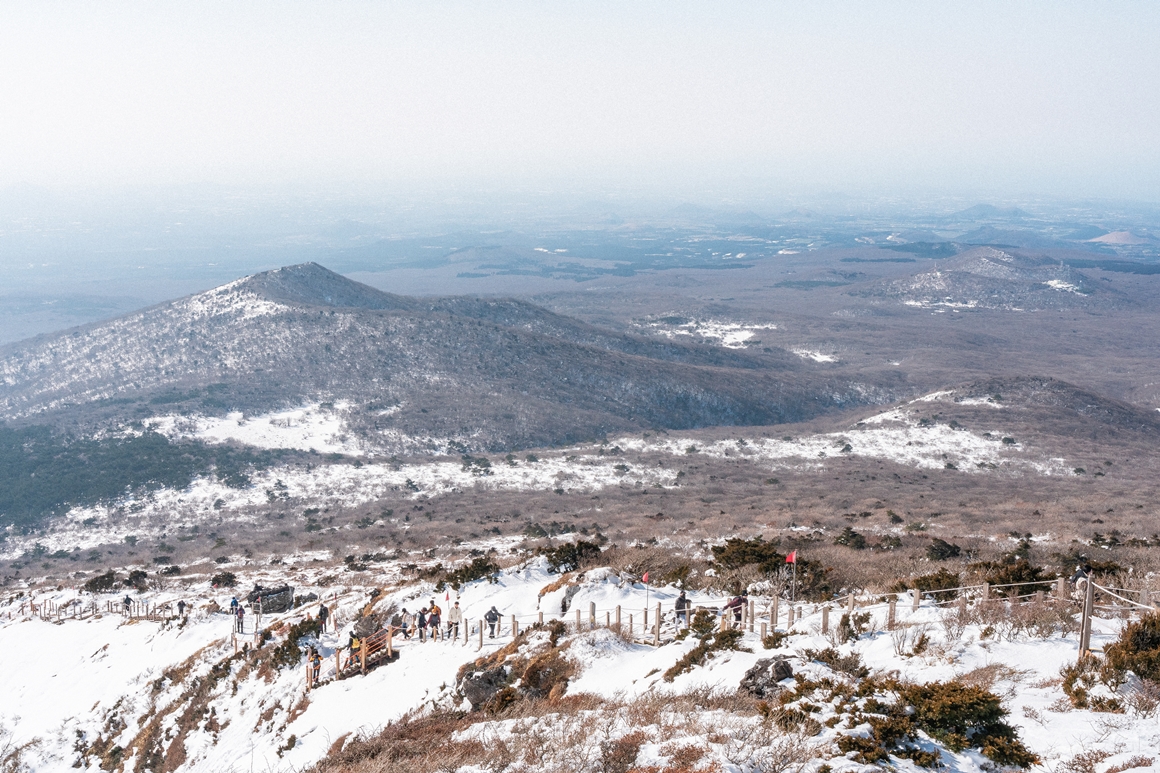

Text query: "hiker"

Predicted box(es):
[446, 601, 463, 640]
[235, 605, 245, 633]
[317, 603, 329, 632]
[177, 600, 186, 618]
[229, 597, 239, 615]
[401, 607, 413, 639]
[675, 591, 689, 627]
[349, 632, 361, 660]
[123, 595, 132, 615]
[428, 605, 442, 641]
[1070, 564, 1092, 598]
[725, 594, 745, 628]
[310, 649, 322, 682]
[485, 605, 501, 638]
[417, 608, 429, 642]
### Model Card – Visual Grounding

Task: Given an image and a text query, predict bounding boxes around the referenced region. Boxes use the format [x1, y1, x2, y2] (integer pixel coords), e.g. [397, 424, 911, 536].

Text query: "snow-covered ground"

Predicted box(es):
[2, 388, 1068, 562]
[639, 317, 778, 349]
[147, 402, 365, 456]
[1, 557, 1155, 773]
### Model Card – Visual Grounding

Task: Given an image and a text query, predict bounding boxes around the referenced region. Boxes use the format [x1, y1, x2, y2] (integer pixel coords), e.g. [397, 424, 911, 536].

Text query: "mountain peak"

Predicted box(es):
[235, 263, 413, 310]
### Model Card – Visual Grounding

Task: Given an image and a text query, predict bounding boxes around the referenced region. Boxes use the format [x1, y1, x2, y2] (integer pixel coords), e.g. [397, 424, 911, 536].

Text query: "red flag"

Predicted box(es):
[786, 550, 797, 564]
[445, 591, 450, 601]
[642, 572, 649, 583]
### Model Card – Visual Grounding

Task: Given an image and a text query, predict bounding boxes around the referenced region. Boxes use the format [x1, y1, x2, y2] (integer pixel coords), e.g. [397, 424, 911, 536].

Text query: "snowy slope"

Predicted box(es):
[1, 556, 1155, 773]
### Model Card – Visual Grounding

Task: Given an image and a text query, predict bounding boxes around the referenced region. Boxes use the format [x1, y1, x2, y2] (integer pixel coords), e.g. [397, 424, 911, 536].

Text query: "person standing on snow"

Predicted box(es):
[417, 608, 429, 642]
[484, 606, 501, 638]
[446, 601, 463, 640]
[400, 607, 413, 639]
[123, 595, 132, 615]
[317, 602, 329, 632]
[177, 600, 186, 618]
[428, 604, 442, 642]
[675, 591, 689, 627]
[235, 604, 245, 633]
[310, 649, 322, 683]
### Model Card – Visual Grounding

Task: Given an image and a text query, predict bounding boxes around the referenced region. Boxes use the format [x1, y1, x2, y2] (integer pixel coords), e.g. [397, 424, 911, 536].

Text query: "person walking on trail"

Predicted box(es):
[675, 591, 689, 627]
[310, 649, 322, 683]
[724, 594, 745, 628]
[123, 595, 132, 615]
[447, 601, 463, 640]
[317, 603, 329, 632]
[177, 600, 186, 618]
[485, 606, 501, 638]
[235, 605, 245, 633]
[400, 608, 413, 639]
[428, 604, 442, 642]
[417, 608, 429, 642]
[230, 597, 239, 615]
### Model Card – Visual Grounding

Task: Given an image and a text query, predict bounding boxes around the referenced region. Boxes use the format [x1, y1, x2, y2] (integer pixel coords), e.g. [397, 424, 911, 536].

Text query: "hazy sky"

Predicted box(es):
[2, 2, 1158, 200]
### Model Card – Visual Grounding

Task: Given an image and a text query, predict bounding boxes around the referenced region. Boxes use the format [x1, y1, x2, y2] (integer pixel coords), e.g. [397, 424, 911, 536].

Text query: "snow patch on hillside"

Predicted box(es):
[148, 402, 364, 456]
[791, 348, 837, 363]
[612, 393, 1064, 474]
[640, 317, 778, 348]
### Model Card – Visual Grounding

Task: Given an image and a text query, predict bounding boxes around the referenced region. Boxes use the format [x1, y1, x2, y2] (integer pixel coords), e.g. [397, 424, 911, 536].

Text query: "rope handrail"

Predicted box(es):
[1093, 582, 1158, 612]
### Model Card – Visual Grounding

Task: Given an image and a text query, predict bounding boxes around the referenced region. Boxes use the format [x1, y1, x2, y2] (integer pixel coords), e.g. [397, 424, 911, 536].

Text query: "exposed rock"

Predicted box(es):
[459, 666, 510, 710]
[740, 657, 793, 697]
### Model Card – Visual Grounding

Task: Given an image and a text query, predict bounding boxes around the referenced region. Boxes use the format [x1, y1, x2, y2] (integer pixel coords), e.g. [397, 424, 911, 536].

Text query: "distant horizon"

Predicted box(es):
[2, 2, 1157, 201]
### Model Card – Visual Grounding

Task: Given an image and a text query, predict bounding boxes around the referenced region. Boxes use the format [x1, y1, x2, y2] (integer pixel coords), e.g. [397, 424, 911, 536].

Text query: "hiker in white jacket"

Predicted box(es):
[446, 601, 464, 641]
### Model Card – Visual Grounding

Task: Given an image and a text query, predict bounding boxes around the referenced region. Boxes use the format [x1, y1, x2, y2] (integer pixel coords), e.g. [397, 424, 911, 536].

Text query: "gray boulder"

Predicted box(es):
[460, 666, 510, 710]
[740, 658, 793, 698]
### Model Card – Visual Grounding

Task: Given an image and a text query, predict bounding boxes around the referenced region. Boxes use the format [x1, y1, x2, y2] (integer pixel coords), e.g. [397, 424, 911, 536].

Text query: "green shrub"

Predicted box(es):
[1103, 614, 1160, 682]
[127, 569, 148, 590]
[711, 537, 783, 571]
[911, 568, 961, 599]
[211, 571, 238, 588]
[837, 611, 871, 643]
[804, 647, 869, 678]
[839, 678, 1037, 769]
[926, 538, 961, 561]
[84, 570, 116, 593]
[763, 631, 790, 649]
[833, 527, 867, 550]
[271, 616, 323, 669]
[539, 540, 602, 573]
[442, 556, 501, 589]
[663, 626, 746, 681]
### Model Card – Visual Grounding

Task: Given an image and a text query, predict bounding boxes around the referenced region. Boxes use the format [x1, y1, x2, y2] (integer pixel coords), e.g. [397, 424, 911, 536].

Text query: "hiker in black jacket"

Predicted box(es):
[675, 591, 689, 627]
[484, 606, 501, 638]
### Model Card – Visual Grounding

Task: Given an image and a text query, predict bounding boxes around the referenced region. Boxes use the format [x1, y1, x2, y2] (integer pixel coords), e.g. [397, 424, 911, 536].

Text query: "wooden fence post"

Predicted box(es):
[981, 583, 990, 602]
[590, 602, 597, 629]
[761, 622, 768, 640]
[770, 597, 779, 630]
[719, 612, 728, 632]
[887, 600, 896, 631]
[821, 606, 829, 635]
[514, 619, 520, 637]
[748, 600, 755, 632]
[912, 589, 921, 612]
[629, 614, 634, 637]
[615, 605, 621, 631]
[575, 609, 581, 630]
[1079, 577, 1094, 659]
[1056, 577, 1068, 599]
[606, 611, 610, 628]
[847, 593, 855, 613]
[655, 603, 661, 645]
[643, 607, 649, 632]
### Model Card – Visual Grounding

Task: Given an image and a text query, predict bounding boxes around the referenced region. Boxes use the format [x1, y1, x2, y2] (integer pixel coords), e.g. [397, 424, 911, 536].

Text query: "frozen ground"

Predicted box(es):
[0, 555, 1155, 773]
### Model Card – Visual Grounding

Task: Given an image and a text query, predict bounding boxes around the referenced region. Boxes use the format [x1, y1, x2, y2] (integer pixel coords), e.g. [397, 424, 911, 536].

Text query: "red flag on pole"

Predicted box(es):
[786, 550, 797, 564]
[642, 572, 649, 583]
[445, 591, 450, 601]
